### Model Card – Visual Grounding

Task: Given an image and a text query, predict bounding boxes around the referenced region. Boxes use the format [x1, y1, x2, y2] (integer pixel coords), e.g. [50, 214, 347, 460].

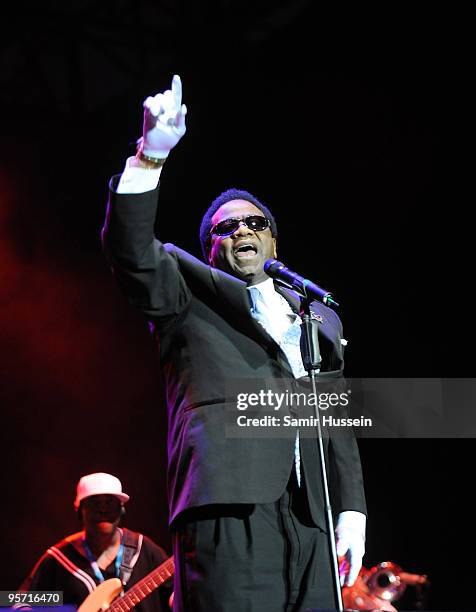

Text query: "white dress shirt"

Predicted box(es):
[247, 278, 310, 485]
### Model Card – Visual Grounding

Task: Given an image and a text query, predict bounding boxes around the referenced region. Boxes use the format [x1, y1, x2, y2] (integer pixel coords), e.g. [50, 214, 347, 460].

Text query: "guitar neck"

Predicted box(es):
[110, 556, 174, 612]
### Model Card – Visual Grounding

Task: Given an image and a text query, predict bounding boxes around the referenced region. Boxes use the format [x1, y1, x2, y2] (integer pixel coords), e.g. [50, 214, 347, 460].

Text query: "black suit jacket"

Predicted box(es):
[102, 179, 366, 527]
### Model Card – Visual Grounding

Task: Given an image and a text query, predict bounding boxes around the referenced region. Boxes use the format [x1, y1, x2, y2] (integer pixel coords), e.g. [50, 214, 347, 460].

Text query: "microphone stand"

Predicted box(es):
[299, 295, 344, 612]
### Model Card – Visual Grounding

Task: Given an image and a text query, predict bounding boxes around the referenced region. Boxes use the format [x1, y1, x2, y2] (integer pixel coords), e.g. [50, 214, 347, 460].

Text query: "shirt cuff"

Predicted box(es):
[116, 156, 163, 194]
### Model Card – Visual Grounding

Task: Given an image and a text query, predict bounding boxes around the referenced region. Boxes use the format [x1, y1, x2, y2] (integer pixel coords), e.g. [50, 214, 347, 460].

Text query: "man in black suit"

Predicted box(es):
[102, 75, 366, 611]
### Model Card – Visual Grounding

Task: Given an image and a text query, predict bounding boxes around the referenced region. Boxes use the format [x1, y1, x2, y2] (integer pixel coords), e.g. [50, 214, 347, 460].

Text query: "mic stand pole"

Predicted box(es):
[299, 296, 344, 612]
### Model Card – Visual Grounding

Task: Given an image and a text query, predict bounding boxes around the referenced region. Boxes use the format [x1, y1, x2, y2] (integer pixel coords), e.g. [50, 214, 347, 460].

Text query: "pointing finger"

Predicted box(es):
[171, 74, 182, 108]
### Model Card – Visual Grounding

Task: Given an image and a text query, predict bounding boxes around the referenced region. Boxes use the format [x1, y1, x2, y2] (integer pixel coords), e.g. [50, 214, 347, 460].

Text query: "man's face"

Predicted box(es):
[80, 494, 122, 534]
[208, 200, 277, 285]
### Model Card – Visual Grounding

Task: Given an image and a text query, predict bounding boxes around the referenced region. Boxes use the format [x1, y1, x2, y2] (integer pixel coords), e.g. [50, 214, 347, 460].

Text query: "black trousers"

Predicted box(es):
[172, 474, 337, 611]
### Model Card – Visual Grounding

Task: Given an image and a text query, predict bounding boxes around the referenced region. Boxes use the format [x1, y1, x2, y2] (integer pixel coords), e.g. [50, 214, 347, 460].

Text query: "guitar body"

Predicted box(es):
[78, 578, 123, 612]
[77, 555, 174, 612]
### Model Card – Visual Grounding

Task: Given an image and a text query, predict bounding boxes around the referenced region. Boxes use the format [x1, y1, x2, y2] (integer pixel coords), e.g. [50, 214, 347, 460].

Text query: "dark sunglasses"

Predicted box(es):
[210, 215, 270, 238]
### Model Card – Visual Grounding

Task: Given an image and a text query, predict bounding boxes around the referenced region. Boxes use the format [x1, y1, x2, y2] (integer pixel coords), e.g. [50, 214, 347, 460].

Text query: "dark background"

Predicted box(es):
[0, 3, 472, 610]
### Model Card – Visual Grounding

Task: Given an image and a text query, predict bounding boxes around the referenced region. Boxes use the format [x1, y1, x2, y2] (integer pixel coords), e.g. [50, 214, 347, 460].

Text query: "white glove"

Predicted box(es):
[140, 74, 187, 159]
[335, 510, 366, 587]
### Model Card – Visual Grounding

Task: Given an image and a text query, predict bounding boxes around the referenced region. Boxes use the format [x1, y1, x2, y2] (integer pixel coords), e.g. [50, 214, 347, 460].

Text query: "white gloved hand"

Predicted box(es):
[335, 510, 366, 587]
[140, 74, 187, 159]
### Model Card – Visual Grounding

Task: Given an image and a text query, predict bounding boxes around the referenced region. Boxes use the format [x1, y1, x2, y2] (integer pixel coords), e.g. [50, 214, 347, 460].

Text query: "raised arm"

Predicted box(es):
[102, 75, 190, 327]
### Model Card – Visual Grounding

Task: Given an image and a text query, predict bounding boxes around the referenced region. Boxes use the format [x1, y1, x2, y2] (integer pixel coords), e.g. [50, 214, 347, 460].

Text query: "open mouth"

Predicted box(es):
[233, 243, 258, 258]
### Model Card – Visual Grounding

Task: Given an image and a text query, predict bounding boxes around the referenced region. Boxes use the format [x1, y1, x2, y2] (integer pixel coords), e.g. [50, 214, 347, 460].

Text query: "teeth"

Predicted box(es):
[235, 244, 256, 253]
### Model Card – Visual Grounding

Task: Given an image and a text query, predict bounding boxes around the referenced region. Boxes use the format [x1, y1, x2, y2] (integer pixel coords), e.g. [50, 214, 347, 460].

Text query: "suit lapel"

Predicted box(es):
[209, 267, 276, 347]
[274, 282, 301, 314]
[274, 283, 342, 361]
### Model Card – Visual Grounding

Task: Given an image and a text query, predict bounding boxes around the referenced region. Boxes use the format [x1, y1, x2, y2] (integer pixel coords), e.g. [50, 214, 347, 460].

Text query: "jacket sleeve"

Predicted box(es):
[321, 310, 367, 516]
[18, 553, 58, 592]
[328, 431, 367, 516]
[101, 177, 191, 332]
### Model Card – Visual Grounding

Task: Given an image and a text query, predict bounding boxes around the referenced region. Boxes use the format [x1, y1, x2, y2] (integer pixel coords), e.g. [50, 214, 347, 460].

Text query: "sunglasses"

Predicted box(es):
[210, 215, 270, 238]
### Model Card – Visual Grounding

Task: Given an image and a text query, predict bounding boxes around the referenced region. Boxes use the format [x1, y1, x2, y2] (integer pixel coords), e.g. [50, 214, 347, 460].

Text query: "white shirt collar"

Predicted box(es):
[247, 277, 275, 299]
[247, 277, 295, 316]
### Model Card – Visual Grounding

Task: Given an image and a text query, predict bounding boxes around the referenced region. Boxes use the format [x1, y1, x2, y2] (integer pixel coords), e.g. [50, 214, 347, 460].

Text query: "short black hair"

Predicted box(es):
[199, 188, 278, 260]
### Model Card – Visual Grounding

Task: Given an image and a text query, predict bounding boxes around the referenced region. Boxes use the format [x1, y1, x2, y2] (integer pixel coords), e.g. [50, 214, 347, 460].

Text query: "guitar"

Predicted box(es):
[78, 555, 174, 612]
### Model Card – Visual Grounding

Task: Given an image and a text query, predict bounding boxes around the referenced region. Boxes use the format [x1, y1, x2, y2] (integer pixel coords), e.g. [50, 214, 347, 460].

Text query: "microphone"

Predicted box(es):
[264, 259, 339, 308]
